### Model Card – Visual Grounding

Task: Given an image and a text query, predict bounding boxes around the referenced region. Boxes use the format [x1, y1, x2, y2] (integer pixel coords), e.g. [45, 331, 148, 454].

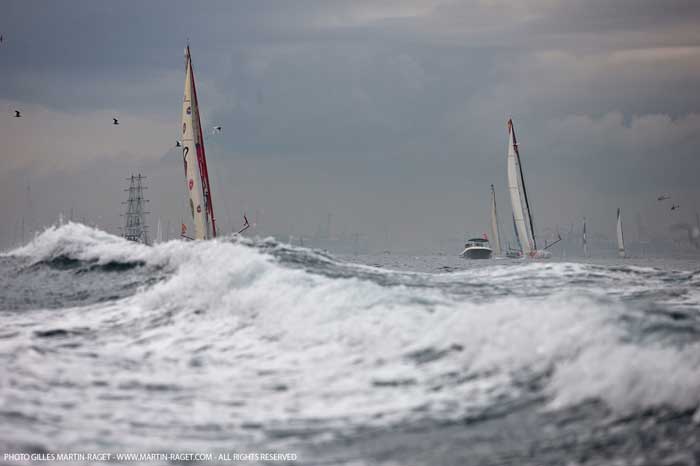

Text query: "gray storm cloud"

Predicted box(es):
[1, 0, 699, 252]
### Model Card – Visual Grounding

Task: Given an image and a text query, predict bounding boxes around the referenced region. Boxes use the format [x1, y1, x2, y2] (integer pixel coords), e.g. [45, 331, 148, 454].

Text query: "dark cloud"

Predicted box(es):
[1, 0, 699, 252]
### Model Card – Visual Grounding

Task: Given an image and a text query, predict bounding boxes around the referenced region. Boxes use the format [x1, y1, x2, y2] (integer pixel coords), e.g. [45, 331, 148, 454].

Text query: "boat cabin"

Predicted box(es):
[464, 238, 490, 249]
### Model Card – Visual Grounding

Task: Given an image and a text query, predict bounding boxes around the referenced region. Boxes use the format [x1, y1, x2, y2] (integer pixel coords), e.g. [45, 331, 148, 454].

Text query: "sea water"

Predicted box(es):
[1, 223, 699, 465]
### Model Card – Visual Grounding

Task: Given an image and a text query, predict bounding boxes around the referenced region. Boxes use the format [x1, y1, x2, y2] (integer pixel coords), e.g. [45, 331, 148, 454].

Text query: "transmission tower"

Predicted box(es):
[121, 174, 150, 245]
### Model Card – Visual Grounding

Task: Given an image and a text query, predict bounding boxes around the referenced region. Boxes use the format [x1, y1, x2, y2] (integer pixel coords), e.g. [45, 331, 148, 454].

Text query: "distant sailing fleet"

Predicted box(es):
[462, 118, 626, 260]
[459, 116, 700, 259]
[137, 45, 700, 258]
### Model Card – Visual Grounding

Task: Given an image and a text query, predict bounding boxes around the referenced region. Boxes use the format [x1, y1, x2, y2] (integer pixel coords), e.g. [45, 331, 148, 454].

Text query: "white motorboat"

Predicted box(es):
[460, 238, 493, 259]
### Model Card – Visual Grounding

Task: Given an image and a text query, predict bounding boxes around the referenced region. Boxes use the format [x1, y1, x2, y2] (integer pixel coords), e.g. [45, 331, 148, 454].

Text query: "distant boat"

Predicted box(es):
[181, 45, 217, 240]
[617, 208, 626, 258]
[582, 217, 589, 257]
[506, 118, 550, 259]
[460, 237, 493, 259]
[489, 184, 502, 256]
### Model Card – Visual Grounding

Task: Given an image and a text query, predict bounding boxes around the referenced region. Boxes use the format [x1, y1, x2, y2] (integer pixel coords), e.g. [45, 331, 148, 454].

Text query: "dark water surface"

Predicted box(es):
[1, 223, 699, 465]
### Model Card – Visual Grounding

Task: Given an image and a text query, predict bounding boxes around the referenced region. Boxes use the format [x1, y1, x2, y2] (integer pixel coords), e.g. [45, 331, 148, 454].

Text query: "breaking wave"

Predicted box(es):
[1, 223, 699, 452]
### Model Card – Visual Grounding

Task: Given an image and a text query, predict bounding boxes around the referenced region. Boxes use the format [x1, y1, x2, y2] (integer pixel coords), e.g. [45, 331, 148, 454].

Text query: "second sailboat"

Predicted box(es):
[506, 118, 551, 259]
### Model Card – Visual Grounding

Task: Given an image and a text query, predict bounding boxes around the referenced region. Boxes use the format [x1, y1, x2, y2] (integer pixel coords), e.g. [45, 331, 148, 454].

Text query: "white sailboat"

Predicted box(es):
[506, 118, 550, 259]
[617, 208, 626, 258]
[181, 45, 217, 240]
[490, 184, 502, 256]
[582, 217, 589, 257]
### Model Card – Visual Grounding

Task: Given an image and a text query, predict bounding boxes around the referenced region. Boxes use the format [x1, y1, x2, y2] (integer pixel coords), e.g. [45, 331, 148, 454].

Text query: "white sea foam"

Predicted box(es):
[548, 341, 700, 413]
[6, 222, 152, 264]
[6, 223, 700, 438]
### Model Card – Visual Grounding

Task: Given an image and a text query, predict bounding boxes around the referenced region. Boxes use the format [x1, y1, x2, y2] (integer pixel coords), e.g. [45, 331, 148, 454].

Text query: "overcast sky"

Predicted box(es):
[1, 0, 699, 252]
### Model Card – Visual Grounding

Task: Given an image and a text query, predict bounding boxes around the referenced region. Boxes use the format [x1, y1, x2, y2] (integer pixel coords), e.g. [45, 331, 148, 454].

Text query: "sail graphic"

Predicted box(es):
[582, 217, 589, 257]
[181, 45, 216, 240]
[617, 208, 625, 258]
[507, 119, 536, 255]
[490, 184, 502, 255]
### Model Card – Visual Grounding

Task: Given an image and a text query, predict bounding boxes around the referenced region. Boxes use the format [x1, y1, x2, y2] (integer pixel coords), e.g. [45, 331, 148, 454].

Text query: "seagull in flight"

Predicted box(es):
[671, 204, 680, 211]
[113, 118, 119, 125]
[14, 110, 21, 118]
[175, 140, 182, 147]
[211, 125, 222, 135]
[657, 193, 670, 201]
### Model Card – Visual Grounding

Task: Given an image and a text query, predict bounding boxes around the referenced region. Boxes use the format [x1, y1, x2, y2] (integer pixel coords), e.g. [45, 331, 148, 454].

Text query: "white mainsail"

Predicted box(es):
[617, 208, 625, 258]
[490, 184, 502, 255]
[506, 119, 536, 255]
[582, 217, 589, 257]
[181, 45, 216, 240]
[512, 213, 522, 252]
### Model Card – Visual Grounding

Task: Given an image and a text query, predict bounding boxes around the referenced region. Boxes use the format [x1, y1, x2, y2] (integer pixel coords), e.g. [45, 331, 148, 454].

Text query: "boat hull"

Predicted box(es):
[462, 247, 493, 259]
[528, 250, 552, 259]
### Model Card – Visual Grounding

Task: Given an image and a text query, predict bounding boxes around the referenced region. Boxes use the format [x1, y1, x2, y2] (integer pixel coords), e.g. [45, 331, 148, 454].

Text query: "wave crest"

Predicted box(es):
[4, 222, 699, 429]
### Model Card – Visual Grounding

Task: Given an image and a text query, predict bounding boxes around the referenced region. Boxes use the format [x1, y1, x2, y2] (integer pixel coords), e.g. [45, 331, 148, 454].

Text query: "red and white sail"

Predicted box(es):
[181, 46, 216, 240]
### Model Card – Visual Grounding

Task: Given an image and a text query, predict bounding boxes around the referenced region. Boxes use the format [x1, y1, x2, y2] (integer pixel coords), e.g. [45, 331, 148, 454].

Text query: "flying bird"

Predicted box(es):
[671, 204, 680, 211]
[175, 140, 182, 147]
[0, 35, 4, 44]
[113, 118, 119, 125]
[657, 194, 670, 201]
[211, 125, 222, 135]
[14, 110, 21, 118]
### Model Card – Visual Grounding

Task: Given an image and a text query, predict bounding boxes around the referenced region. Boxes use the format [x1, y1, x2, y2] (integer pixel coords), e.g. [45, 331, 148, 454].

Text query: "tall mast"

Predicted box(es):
[510, 120, 537, 250]
[182, 45, 216, 239]
[507, 119, 534, 254]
